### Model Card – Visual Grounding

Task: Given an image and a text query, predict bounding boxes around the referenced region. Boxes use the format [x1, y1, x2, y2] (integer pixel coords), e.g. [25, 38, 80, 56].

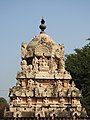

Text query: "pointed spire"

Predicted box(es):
[39, 17, 46, 33]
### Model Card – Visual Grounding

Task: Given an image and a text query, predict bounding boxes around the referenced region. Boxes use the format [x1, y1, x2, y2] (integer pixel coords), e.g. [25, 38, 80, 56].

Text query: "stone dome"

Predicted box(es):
[26, 18, 55, 55]
[21, 18, 64, 58]
[27, 33, 55, 49]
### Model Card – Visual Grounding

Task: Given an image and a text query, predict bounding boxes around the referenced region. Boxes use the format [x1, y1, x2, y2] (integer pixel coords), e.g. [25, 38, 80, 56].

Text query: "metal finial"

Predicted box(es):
[39, 18, 46, 33]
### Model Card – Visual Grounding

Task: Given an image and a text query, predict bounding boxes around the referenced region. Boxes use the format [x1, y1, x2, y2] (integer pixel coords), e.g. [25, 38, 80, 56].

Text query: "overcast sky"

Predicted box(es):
[0, 0, 90, 100]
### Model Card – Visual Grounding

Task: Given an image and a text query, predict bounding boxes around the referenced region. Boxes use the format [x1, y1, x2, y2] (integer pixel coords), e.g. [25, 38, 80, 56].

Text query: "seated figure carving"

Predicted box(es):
[38, 56, 49, 71]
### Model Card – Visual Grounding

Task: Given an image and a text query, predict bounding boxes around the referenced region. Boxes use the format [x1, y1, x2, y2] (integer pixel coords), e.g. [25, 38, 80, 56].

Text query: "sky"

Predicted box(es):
[0, 0, 90, 100]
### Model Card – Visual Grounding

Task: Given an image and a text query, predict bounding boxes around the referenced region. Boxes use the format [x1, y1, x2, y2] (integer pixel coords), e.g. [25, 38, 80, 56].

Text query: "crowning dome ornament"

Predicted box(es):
[39, 18, 46, 33]
[4, 19, 87, 119]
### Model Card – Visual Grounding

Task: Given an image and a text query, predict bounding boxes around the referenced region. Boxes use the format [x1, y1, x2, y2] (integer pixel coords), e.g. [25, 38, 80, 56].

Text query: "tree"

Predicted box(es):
[65, 42, 90, 116]
[0, 97, 9, 119]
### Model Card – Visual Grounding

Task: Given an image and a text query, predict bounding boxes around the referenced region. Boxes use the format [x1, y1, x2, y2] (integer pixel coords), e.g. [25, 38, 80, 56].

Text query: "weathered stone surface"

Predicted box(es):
[4, 19, 87, 118]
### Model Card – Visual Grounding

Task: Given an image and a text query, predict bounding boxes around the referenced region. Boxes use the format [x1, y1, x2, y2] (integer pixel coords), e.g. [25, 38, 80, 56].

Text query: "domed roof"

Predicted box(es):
[27, 18, 55, 50]
[27, 33, 55, 48]
[24, 18, 64, 58]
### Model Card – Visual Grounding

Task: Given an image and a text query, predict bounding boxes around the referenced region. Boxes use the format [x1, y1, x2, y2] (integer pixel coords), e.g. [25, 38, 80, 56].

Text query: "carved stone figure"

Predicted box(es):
[49, 57, 57, 73]
[28, 64, 32, 72]
[43, 98, 48, 106]
[56, 80, 62, 91]
[32, 57, 38, 72]
[21, 79, 27, 88]
[59, 58, 65, 72]
[27, 97, 32, 107]
[21, 42, 27, 58]
[5, 19, 87, 118]
[17, 97, 21, 104]
[16, 80, 21, 86]
[21, 60, 28, 71]
[59, 98, 66, 108]
[27, 79, 34, 88]
[35, 86, 39, 97]
[56, 80, 63, 96]
[38, 56, 49, 71]
[72, 98, 80, 107]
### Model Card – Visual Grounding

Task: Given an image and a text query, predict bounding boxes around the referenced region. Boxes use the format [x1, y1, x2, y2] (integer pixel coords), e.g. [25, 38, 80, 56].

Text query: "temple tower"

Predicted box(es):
[5, 19, 87, 118]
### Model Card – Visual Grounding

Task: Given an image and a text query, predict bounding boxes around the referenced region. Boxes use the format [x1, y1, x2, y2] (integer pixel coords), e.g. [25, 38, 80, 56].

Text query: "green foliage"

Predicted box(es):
[65, 42, 90, 116]
[0, 97, 9, 118]
[0, 97, 7, 103]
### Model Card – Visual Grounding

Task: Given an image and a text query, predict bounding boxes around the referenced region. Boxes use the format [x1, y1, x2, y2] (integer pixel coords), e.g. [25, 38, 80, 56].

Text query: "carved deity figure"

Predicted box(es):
[21, 60, 28, 71]
[28, 65, 32, 72]
[32, 57, 38, 72]
[49, 57, 57, 73]
[38, 56, 49, 71]
[27, 79, 34, 90]
[56, 80, 62, 96]
[38, 84, 44, 97]
[28, 97, 32, 107]
[56, 80, 62, 91]
[46, 85, 53, 97]
[21, 79, 27, 88]
[61, 89, 67, 97]
[13, 99, 18, 106]
[35, 83, 40, 97]
[59, 98, 66, 109]
[58, 58, 65, 72]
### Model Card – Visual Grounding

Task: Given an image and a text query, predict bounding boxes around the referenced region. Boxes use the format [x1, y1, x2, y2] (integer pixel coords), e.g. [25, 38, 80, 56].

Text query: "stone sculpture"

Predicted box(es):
[4, 19, 87, 118]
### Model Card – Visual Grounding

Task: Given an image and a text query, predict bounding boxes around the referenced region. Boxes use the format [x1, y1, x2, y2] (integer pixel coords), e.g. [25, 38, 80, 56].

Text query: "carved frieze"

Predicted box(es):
[5, 20, 87, 118]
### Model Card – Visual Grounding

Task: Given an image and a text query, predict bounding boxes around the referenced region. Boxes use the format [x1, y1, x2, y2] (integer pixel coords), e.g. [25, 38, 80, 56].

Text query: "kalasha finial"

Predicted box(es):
[39, 18, 46, 33]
